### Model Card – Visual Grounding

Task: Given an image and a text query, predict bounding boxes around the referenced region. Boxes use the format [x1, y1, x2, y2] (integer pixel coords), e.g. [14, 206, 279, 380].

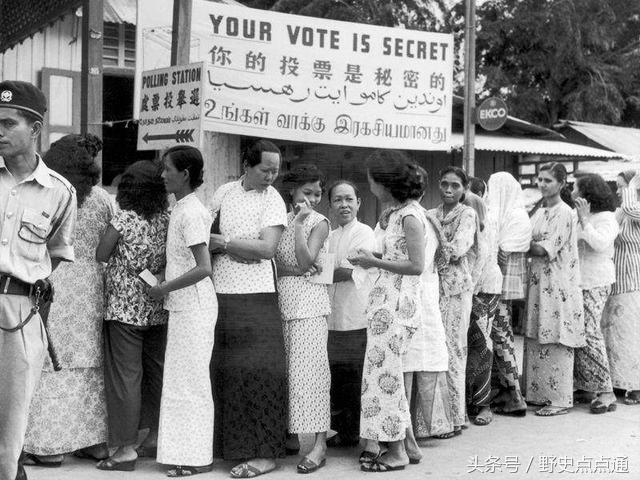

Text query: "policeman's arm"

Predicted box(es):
[96, 225, 121, 263]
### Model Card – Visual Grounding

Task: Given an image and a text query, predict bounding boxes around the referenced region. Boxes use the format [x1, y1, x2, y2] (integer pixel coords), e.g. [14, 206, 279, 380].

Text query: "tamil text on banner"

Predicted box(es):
[137, 62, 204, 151]
[192, 3, 453, 150]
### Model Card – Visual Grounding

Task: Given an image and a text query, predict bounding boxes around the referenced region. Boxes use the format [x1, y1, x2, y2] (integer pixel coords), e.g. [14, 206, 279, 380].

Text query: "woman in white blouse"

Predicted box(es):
[208, 140, 288, 478]
[571, 174, 619, 413]
[326, 181, 375, 448]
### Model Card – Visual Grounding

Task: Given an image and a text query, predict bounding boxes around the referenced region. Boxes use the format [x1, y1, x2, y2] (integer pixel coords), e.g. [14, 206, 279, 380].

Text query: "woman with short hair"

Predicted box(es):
[209, 139, 288, 478]
[571, 173, 618, 414]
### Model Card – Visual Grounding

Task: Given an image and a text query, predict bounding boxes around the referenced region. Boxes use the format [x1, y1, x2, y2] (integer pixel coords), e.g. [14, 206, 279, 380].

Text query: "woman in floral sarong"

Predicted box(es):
[426, 167, 477, 436]
[349, 150, 427, 473]
[524, 162, 585, 416]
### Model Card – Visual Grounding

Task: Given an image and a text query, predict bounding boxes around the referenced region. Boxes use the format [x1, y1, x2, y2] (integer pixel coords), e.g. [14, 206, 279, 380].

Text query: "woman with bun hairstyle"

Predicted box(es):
[275, 164, 331, 473]
[23, 134, 111, 465]
[349, 150, 427, 472]
[208, 139, 288, 478]
[149, 145, 217, 476]
[524, 162, 584, 416]
[426, 166, 477, 436]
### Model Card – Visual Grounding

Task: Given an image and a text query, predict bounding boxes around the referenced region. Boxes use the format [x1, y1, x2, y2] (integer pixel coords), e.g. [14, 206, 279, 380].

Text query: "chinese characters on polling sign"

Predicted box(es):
[190, 2, 453, 150]
[137, 63, 203, 150]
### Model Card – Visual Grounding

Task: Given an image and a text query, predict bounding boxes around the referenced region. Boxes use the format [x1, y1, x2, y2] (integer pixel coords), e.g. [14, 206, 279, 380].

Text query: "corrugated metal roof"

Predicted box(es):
[449, 133, 626, 159]
[104, 0, 136, 24]
[105, 0, 244, 24]
[558, 120, 640, 159]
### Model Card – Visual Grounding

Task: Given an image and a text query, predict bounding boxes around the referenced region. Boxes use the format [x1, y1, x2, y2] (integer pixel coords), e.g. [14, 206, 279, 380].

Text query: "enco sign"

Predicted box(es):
[476, 97, 508, 131]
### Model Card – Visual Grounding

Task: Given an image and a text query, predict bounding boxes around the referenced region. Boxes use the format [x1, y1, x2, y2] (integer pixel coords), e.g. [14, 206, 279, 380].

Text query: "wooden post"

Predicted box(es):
[170, 0, 240, 204]
[462, 0, 476, 176]
[80, 0, 104, 167]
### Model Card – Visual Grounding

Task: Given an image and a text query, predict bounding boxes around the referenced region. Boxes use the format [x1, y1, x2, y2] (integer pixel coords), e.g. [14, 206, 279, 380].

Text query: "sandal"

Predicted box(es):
[472, 409, 493, 426]
[167, 464, 213, 477]
[21, 452, 63, 468]
[359, 450, 380, 464]
[624, 392, 640, 405]
[590, 400, 617, 414]
[534, 406, 570, 417]
[230, 462, 276, 478]
[360, 458, 406, 473]
[96, 457, 136, 471]
[296, 457, 326, 474]
[493, 406, 527, 417]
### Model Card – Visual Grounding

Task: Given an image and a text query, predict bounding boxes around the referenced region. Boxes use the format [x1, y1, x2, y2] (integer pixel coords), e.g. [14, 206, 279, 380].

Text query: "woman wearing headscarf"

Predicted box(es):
[463, 191, 503, 426]
[486, 172, 531, 416]
[601, 170, 640, 405]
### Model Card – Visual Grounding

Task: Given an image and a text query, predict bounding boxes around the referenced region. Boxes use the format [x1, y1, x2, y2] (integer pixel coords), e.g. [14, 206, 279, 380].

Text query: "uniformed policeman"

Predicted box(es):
[0, 81, 76, 480]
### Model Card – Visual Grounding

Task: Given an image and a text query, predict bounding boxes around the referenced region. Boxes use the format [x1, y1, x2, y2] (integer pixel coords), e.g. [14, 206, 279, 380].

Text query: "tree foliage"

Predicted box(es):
[475, 0, 640, 127]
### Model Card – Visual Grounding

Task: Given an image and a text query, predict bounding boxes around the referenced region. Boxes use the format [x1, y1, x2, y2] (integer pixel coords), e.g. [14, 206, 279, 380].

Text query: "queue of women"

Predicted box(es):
[20, 134, 639, 477]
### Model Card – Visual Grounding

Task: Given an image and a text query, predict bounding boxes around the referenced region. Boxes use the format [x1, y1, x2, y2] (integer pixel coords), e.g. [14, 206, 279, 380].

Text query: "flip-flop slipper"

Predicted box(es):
[472, 411, 493, 426]
[359, 450, 380, 464]
[360, 458, 406, 473]
[230, 462, 276, 478]
[624, 393, 640, 405]
[167, 463, 213, 477]
[296, 457, 326, 474]
[590, 400, 617, 414]
[535, 406, 570, 417]
[21, 452, 63, 468]
[96, 457, 136, 471]
[493, 407, 527, 417]
[135, 445, 158, 458]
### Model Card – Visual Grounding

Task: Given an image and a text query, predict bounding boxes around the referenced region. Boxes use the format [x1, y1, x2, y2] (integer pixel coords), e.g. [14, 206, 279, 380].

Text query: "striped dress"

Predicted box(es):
[601, 187, 640, 391]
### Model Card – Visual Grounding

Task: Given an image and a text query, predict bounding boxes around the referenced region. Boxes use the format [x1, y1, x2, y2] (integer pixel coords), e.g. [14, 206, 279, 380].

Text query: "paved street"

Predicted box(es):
[25, 335, 640, 480]
[25, 393, 640, 480]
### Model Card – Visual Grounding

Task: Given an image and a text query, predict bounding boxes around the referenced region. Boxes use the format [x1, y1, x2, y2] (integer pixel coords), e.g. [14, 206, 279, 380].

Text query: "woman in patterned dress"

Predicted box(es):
[524, 162, 585, 416]
[23, 134, 111, 466]
[349, 150, 427, 473]
[275, 164, 331, 473]
[95, 161, 170, 471]
[571, 174, 618, 413]
[209, 139, 288, 478]
[601, 170, 640, 405]
[426, 167, 477, 436]
[485, 172, 531, 417]
[150, 146, 217, 476]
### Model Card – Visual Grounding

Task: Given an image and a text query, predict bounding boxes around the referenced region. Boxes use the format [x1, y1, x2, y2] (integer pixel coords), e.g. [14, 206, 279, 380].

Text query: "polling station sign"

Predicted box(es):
[137, 63, 204, 151]
[192, 2, 453, 150]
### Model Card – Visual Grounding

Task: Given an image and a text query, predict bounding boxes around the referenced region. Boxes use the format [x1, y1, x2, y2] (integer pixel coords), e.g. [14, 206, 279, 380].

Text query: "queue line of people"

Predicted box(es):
[13, 136, 640, 479]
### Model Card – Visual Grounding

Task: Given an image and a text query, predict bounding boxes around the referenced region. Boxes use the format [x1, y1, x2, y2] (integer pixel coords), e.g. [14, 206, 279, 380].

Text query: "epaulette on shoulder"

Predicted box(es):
[48, 169, 76, 195]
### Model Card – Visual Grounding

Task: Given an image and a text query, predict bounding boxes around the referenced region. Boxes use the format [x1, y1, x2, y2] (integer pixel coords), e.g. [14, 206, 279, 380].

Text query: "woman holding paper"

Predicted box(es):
[349, 150, 427, 473]
[149, 145, 216, 477]
[326, 180, 375, 448]
[275, 164, 331, 474]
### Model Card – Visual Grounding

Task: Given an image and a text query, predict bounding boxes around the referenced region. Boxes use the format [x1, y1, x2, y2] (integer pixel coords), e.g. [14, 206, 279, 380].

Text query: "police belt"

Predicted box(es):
[0, 273, 61, 370]
[0, 273, 34, 297]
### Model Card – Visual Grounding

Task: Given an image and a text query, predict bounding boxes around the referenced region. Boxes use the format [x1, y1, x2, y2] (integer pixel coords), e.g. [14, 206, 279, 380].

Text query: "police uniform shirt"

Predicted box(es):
[0, 154, 76, 284]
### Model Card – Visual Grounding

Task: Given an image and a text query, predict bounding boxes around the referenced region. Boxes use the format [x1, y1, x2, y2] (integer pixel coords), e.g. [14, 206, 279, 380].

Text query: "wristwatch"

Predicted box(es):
[223, 234, 231, 250]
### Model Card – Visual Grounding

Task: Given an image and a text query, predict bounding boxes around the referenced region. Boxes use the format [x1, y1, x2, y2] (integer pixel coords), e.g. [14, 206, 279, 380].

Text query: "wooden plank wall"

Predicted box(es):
[0, 14, 82, 83]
